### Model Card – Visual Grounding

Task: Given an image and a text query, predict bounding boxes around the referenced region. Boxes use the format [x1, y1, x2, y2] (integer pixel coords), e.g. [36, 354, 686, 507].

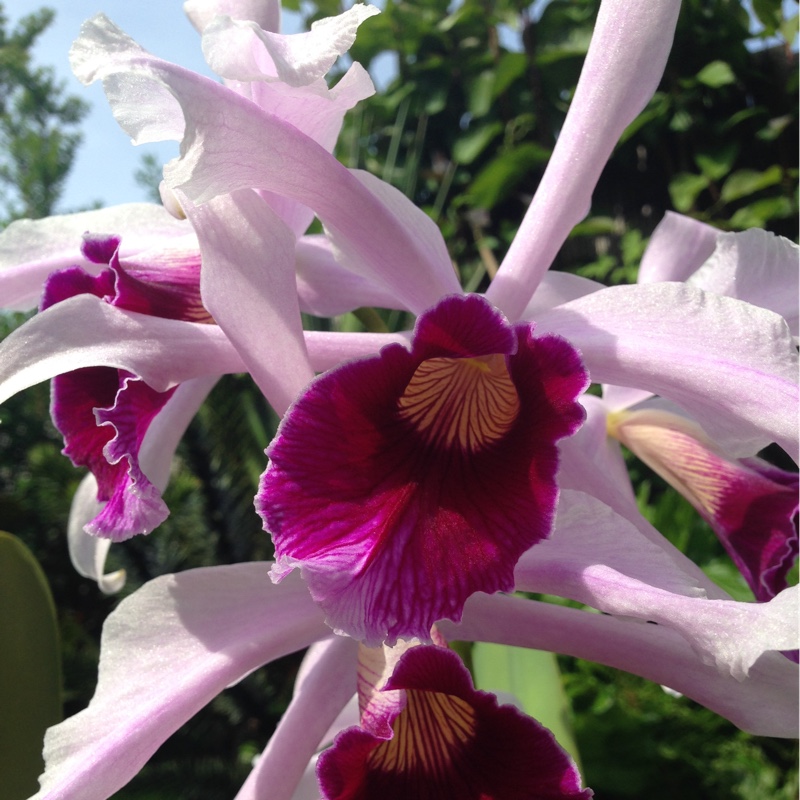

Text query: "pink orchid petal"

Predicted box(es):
[515, 493, 798, 679]
[0, 204, 189, 311]
[528, 489, 706, 598]
[535, 283, 799, 459]
[521, 271, 603, 318]
[39, 253, 218, 541]
[317, 645, 592, 800]
[240, 61, 375, 235]
[444, 593, 798, 738]
[66, 474, 126, 594]
[689, 230, 800, 336]
[638, 211, 718, 284]
[200, 5, 379, 87]
[202, 10, 376, 235]
[70, 18, 188, 144]
[295, 235, 406, 316]
[0, 294, 245, 405]
[557, 396, 734, 601]
[186, 190, 313, 415]
[488, 0, 682, 320]
[185, 0, 281, 34]
[563, 395, 637, 509]
[236, 636, 357, 800]
[600, 384, 654, 411]
[259, 295, 587, 645]
[31, 564, 328, 800]
[304, 330, 409, 373]
[70, 15, 457, 313]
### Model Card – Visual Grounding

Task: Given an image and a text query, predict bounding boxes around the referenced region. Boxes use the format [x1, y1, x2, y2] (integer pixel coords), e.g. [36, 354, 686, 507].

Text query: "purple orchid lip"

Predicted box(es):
[42, 234, 209, 541]
[608, 408, 799, 602]
[317, 643, 593, 800]
[257, 293, 589, 645]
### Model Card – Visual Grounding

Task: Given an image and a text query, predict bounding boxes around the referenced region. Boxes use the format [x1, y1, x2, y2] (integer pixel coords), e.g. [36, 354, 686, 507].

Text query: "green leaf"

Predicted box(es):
[695, 60, 736, 88]
[669, 109, 693, 133]
[720, 165, 783, 203]
[452, 122, 503, 164]
[728, 196, 795, 229]
[472, 642, 582, 767]
[619, 92, 670, 143]
[0, 532, 61, 799]
[757, 114, 793, 142]
[779, 12, 799, 45]
[492, 53, 527, 99]
[570, 216, 619, 237]
[694, 142, 739, 181]
[752, 0, 783, 36]
[467, 70, 495, 118]
[668, 172, 708, 213]
[465, 142, 550, 209]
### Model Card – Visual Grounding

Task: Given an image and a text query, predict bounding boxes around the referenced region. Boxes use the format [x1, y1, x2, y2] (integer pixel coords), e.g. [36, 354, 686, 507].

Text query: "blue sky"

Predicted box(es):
[4, 1, 301, 213]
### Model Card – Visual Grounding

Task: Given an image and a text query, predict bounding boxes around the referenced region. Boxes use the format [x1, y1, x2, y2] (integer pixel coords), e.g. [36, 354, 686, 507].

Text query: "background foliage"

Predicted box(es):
[0, 0, 797, 797]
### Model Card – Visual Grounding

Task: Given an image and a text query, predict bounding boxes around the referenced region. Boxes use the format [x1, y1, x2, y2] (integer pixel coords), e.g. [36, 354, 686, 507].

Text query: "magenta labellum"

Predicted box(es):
[608, 408, 799, 602]
[42, 233, 208, 540]
[317, 644, 593, 800]
[257, 294, 588, 644]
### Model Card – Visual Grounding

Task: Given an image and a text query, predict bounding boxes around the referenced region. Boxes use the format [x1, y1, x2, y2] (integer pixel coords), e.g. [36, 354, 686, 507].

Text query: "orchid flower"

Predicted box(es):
[592, 216, 800, 602]
[1, 1, 798, 795]
[0, 0, 396, 585]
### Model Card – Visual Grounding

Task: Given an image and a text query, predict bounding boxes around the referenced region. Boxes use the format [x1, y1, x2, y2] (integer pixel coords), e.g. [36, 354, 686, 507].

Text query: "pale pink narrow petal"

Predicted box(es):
[31, 564, 329, 800]
[200, 5, 379, 87]
[304, 330, 409, 374]
[184, 0, 281, 34]
[535, 283, 799, 460]
[443, 593, 798, 738]
[557, 395, 738, 601]
[638, 211, 718, 284]
[689, 230, 800, 336]
[185, 190, 313, 415]
[488, 0, 682, 320]
[235, 635, 358, 800]
[0, 204, 189, 311]
[294, 236, 406, 316]
[0, 294, 245, 404]
[531, 489, 706, 598]
[159, 72, 457, 312]
[67, 474, 126, 594]
[515, 493, 798, 679]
